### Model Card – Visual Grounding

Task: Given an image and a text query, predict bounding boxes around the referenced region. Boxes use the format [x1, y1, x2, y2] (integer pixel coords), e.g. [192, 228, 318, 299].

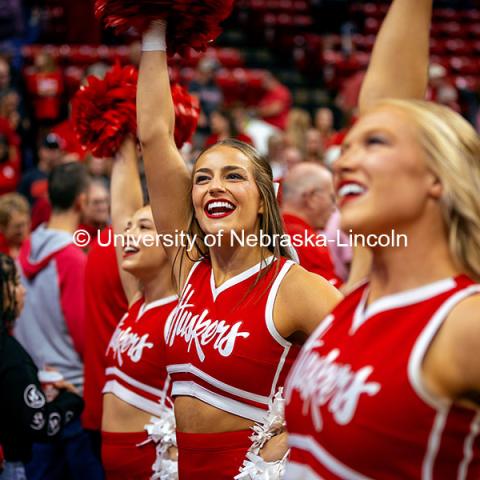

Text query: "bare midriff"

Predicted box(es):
[102, 393, 152, 433]
[174, 396, 254, 433]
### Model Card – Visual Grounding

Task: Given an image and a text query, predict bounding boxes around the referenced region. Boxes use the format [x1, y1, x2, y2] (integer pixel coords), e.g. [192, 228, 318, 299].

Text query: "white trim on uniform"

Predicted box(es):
[405, 284, 480, 479]
[269, 344, 291, 399]
[408, 285, 480, 410]
[138, 295, 178, 318]
[265, 260, 295, 348]
[457, 412, 480, 480]
[422, 409, 448, 480]
[172, 380, 266, 422]
[264, 259, 295, 398]
[210, 256, 275, 301]
[102, 380, 163, 416]
[284, 462, 323, 480]
[288, 434, 374, 480]
[350, 277, 456, 335]
[167, 363, 270, 404]
[105, 366, 165, 398]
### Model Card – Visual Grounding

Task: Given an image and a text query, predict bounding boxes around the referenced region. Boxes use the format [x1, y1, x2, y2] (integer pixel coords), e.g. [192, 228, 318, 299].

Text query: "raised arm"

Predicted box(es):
[111, 137, 143, 304]
[358, 0, 433, 112]
[137, 22, 193, 282]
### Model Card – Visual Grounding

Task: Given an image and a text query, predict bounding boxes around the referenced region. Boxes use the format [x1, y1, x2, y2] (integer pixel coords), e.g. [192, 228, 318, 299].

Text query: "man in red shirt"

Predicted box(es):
[281, 163, 341, 287]
[82, 227, 128, 452]
[255, 72, 292, 130]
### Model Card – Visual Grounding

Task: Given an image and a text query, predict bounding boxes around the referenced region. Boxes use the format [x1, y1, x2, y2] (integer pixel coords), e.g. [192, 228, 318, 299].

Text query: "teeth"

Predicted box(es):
[338, 183, 367, 198]
[207, 201, 235, 212]
[124, 246, 138, 253]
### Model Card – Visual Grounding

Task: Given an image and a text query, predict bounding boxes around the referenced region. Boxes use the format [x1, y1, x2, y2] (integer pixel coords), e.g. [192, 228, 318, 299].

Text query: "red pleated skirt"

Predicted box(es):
[176, 429, 252, 479]
[101, 430, 155, 480]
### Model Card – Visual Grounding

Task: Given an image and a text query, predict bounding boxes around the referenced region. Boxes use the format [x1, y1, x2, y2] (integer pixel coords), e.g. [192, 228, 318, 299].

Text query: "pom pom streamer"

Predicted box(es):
[172, 84, 200, 149]
[71, 63, 137, 158]
[95, 0, 235, 56]
[235, 388, 290, 480]
[71, 64, 199, 157]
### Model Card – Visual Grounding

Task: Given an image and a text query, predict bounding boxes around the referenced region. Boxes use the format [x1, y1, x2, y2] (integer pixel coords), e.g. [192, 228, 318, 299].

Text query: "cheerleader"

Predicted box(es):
[100, 137, 177, 480]
[284, 0, 480, 478]
[136, 19, 342, 479]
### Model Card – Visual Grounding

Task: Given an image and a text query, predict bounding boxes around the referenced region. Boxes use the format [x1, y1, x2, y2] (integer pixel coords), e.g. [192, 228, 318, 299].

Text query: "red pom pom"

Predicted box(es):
[71, 63, 138, 158]
[71, 63, 198, 155]
[95, 0, 235, 56]
[172, 84, 200, 148]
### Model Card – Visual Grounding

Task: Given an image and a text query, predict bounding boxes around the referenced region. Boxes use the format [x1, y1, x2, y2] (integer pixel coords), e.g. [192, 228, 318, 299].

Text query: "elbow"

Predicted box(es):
[137, 119, 173, 149]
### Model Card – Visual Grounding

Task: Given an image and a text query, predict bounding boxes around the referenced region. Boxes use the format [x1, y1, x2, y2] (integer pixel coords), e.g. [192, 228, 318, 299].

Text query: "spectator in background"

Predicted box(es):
[24, 52, 64, 125]
[15, 162, 103, 480]
[335, 68, 365, 117]
[0, 118, 20, 194]
[82, 226, 128, 464]
[305, 127, 324, 164]
[18, 133, 63, 206]
[0, 88, 34, 170]
[255, 72, 292, 130]
[275, 146, 304, 205]
[0, 193, 29, 259]
[0, 57, 12, 97]
[204, 108, 253, 148]
[87, 155, 112, 185]
[282, 163, 341, 287]
[231, 105, 280, 156]
[189, 57, 223, 139]
[79, 178, 110, 247]
[324, 208, 353, 283]
[285, 108, 311, 153]
[427, 63, 460, 112]
[266, 132, 286, 181]
[0, 254, 84, 480]
[314, 106, 337, 147]
[282, 146, 304, 174]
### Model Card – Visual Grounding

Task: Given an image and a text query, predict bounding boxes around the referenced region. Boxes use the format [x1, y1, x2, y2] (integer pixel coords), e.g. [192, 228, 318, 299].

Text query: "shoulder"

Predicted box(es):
[443, 292, 480, 375]
[275, 264, 343, 336]
[56, 244, 87, 265]
[424, 289, 480, 401]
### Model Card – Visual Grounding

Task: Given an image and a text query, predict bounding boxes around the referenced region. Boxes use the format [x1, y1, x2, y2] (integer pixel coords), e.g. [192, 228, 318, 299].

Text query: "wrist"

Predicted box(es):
[142, 20, 167, 52]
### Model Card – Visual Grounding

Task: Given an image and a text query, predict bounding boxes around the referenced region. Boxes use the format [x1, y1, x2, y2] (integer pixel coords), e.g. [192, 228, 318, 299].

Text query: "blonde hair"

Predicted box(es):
[0, 193, 29, 228]
[286, 108, 311, 153]
[372, 99, 480, 281]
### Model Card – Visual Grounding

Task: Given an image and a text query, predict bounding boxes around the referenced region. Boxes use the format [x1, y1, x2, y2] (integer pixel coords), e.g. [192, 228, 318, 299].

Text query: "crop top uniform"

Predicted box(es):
[284, 275, 480, 480]
[103, 295, 178, 416]
[164, 256, 301, 423]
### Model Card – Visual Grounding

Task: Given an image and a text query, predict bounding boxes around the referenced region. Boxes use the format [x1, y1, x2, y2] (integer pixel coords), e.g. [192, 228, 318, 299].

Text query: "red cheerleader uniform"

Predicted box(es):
[284, 275, 480, 479]
[102, 295, 177, 480]
[165, 256, 300, 479]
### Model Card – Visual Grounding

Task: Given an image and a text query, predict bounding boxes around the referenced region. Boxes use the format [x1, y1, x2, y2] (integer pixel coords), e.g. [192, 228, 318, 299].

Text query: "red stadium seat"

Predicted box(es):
[430, 39, 447, 56]
[433, 8, 459, 23]
[449, 56, 478, 76]
[466, 24, 480, 39]
[445, 39, 472, 57]
[365, 18, 380, 35]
